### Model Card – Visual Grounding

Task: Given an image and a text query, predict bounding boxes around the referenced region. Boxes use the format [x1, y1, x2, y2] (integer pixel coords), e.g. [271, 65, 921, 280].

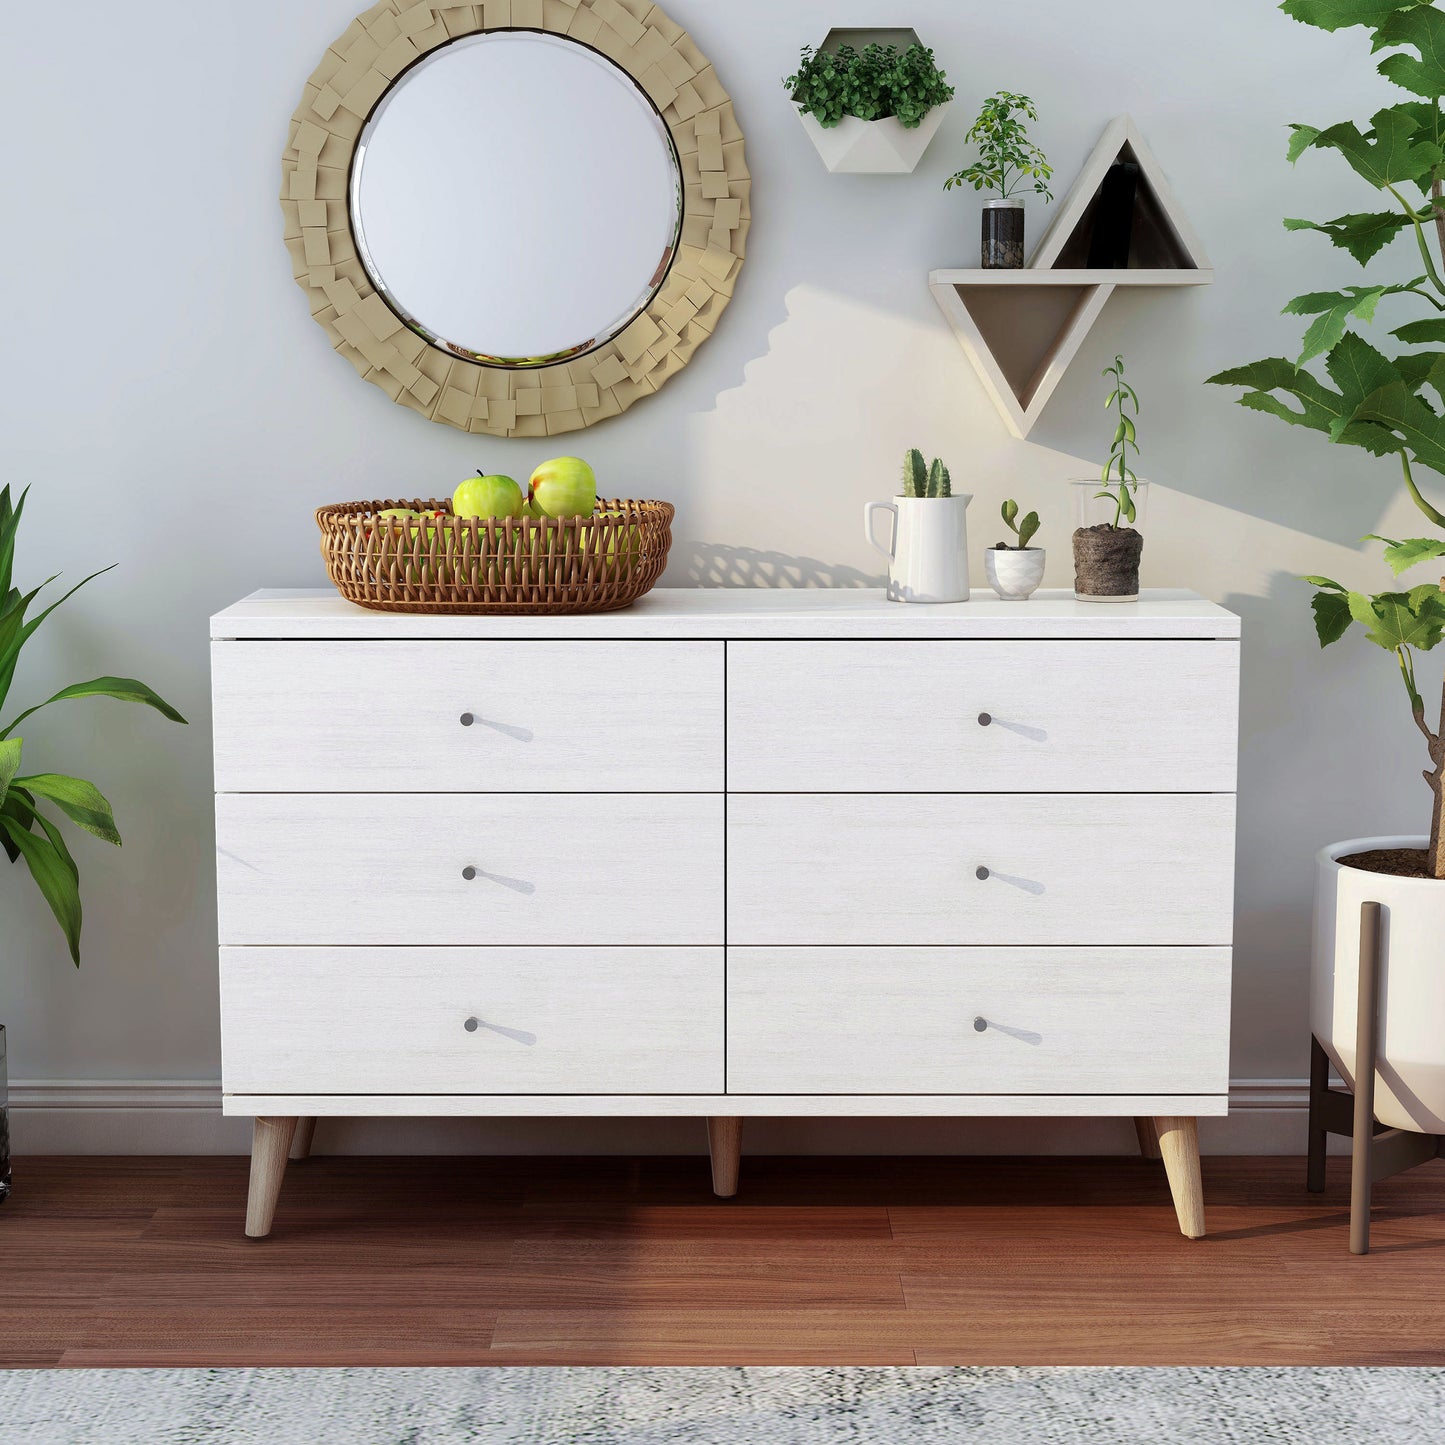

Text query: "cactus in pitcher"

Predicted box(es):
[902, 448, 952, 498]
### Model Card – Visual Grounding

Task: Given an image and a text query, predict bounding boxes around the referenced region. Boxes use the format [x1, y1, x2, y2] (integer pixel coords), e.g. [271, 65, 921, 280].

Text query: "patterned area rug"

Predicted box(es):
[3, 1367, 1443, 1444]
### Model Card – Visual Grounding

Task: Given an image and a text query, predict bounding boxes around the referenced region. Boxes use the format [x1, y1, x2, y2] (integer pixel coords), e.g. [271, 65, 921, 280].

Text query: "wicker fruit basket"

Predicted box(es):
[317, 497, 674, 615]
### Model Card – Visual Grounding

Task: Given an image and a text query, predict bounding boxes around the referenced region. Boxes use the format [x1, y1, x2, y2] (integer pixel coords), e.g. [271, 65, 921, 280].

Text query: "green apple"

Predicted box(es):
[453, 471, 523, 520]
[529, 456, 597, 518]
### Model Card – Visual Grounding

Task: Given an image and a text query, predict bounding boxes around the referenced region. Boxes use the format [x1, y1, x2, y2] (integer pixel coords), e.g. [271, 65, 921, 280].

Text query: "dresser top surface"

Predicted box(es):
[212, 588, 1240, 640]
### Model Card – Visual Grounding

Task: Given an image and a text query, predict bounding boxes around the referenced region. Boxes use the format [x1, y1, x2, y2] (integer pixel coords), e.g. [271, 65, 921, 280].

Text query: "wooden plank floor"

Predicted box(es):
[4, 1154, 1445, 1366]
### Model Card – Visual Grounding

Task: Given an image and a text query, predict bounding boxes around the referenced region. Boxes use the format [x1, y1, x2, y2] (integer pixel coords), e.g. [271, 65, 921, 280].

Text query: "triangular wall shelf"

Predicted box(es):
[929, 116, 1212, 438]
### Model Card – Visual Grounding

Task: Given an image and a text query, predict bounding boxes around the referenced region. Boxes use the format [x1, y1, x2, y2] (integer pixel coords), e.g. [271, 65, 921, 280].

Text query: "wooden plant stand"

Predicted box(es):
[1307, 901, 1444, 1254]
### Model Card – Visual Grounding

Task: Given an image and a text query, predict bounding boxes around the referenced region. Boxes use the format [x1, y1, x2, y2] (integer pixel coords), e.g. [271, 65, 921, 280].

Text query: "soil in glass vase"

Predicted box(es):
[1072, 478, 1149, 601]
[981, 199, 1025, 268]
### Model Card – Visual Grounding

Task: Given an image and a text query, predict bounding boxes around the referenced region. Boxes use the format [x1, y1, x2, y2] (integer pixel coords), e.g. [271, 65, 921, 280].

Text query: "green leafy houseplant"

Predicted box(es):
[995, 499, 1041, 550]
[0, 485, 186, 963]
[944, 91, 1054, 200]
[902, 448, 952, 498]
[783, 43, 954, 129]
[1205, 0, 1445, 879]
[1098, 354, 1141, 527]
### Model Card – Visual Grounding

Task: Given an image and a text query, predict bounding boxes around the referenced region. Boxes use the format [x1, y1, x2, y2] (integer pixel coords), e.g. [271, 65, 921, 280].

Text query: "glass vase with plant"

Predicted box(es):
[1073, 355, 1149, 602]
[0, 484, 187, 1201]
[944, 91, 1053, 268]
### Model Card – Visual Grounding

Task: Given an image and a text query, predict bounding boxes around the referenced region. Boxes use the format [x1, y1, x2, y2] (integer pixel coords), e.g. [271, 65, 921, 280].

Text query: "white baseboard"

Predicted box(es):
[7, 1078, 1334, 1156]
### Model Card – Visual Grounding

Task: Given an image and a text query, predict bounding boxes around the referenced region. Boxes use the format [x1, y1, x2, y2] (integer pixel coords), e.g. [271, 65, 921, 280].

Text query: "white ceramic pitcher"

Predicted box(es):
[864, 494, 973, 603]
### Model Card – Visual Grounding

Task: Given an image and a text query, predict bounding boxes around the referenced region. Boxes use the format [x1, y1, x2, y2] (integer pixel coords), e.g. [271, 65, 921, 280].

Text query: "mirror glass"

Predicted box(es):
[350, 32, 683, 368]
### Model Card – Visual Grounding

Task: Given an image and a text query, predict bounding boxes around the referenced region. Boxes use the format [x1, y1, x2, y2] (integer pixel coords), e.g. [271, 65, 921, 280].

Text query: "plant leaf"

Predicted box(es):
[0, 484, 28, 604]
[1352, 378, 1445, 476]
[1393, 319, 1445, 344]
[1374, 6, 1445, 98]
[0, 734, 19, 807]
[1365, 533, 1445, 573]
[1347, 585, 1445, 650]
[0, 565, 115, 716]
[1282, 1, 1425, 32]
[1283, 211, 1415, 265]
[1300, 108, 1443, 189]
[0, 811, 82, 964]
[1017, 511, 1041, 549]
[1311, 588, 1355, 646]
[0, 675, 187, 740]
[13, 772, 120, 845]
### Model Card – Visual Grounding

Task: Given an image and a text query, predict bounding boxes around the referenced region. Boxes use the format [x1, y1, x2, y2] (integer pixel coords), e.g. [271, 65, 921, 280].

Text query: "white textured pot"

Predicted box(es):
[796, 104, 951, 174]
[984, 547, 1046, 600]
[1312, 835, 1445, 1133]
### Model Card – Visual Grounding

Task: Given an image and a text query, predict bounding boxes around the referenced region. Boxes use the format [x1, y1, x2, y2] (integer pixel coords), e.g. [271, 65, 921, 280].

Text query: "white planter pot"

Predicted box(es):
[864, 494, 972, 603]
[984, 547, 1045, 600]
[1312, 835, 1445, 1133]
[796, 105, 951, 174]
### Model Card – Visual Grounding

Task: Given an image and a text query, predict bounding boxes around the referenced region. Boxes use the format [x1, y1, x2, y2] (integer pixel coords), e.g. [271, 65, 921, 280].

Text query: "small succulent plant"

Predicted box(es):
[996, 499, 1040, 550]
[902, 448, 952, 498]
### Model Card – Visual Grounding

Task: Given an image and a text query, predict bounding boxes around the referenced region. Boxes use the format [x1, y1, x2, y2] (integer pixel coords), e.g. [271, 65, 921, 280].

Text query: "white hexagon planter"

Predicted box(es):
[797, 103, 951, 175]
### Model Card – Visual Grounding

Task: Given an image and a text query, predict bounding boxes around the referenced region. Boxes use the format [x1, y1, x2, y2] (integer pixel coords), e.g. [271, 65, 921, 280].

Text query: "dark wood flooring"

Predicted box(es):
[4, 1154, 1445, 1366]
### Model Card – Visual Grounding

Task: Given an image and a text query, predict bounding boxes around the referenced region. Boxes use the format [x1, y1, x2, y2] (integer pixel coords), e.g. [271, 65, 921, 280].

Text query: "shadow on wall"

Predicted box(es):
[684, 542, 882, 589]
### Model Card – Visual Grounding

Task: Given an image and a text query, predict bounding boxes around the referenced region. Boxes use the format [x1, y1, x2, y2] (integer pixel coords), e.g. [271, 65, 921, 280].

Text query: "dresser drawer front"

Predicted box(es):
[211, 640, 723, 792]
[216, 794, 723, 946]
[728, 794, 1235, 946]
[728, 948, 1231, 1094]
[222, 947, 722, 1094]
[727, 640, 1239, 792]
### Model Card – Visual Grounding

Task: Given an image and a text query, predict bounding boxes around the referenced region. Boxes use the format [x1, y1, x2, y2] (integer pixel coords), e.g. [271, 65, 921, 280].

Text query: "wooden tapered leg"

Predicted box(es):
[707, 1117, 742, 1198]
[1134, 1116, 1162, 1160]
[289, 1117, 317, 1161]
[1153, 1115, 1205, 1239]
[245, 1116, 297, 1238]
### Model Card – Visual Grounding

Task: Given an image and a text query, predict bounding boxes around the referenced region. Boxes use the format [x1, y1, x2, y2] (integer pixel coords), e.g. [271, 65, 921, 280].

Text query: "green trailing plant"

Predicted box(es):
[783, 43, 954, 130]
[996, 499, 1041, 550]
[1097, 355, 1141, 528]
[0, 485, 186, 964]
[1205, 0, 1445, 880]
[902, 449, 952, 498]
[944, 91, 1054, 200]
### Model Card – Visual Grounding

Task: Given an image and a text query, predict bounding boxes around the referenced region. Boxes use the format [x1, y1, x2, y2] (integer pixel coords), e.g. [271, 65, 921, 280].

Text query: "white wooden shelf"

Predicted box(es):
[930, 115, 1213, 438]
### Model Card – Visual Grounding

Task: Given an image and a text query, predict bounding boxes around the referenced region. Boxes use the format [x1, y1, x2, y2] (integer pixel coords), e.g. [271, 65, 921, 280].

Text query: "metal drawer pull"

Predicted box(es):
[977, 712, 992, 727]
[462, 865, 477, 881]
[975, 866, 990, 881]
[463, 1016, 538, 1046]
[973, 1016, 988, 1033]
[460, 865, 536, 895]
[457, 713, 534, 743]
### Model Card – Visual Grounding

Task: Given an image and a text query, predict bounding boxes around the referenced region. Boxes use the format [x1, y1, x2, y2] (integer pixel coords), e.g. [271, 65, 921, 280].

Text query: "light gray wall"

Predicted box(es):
[1, 0, 1435, 1149]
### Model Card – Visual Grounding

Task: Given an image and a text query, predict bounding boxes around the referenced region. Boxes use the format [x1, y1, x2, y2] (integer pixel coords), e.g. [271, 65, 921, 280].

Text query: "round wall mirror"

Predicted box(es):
[350, 32, 683, 367]
[283, 2, 749, 437]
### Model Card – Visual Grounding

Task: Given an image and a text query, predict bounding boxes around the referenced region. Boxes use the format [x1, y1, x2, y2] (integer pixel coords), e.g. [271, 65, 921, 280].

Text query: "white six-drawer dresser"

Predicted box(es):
[211, 587, 1240, 1238]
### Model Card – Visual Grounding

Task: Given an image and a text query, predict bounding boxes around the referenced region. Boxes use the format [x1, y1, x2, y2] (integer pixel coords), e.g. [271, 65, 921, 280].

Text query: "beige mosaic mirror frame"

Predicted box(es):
[281, 0, 750, 437]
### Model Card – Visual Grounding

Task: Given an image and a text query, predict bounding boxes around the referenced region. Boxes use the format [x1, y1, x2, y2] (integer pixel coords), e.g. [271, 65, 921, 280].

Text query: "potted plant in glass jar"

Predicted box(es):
[1073, 355, 1148, 602]
[945, 91, 1053, 268]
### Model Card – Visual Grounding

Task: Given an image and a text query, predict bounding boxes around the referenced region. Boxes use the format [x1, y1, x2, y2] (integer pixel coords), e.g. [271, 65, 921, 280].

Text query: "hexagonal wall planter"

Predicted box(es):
[790, 28, 952, 175]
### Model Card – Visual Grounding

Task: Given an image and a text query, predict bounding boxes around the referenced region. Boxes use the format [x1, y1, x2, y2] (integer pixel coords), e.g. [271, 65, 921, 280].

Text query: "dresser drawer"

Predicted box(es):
[211, 640, 723, 792]
[727, 640, 1238, 792]
[221, 947, 722, 1094]
[216, 794, 723, 946]
[727, 948, 1231, 1094]
[728, 794, 1235, 946]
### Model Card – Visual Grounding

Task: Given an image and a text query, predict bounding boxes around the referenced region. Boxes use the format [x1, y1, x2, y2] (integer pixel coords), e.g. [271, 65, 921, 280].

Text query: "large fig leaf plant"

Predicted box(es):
[0, 485, 186, 963]
[1208, 0, 1445, 878]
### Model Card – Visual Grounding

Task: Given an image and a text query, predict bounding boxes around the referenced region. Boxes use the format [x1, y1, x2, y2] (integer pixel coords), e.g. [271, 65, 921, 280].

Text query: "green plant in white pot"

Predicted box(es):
[784, 39, 954, 174]
[1206, 0, 1445, 1182]
[985, 500, 1046, 600]
[0, 484, 187, 1202]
